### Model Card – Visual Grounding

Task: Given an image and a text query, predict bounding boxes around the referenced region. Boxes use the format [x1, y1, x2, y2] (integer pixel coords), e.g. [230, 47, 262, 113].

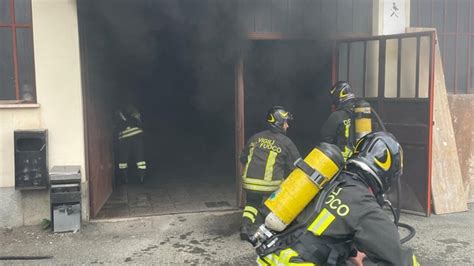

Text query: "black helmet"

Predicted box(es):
[347, 132, 403, 193]
[267, 106, 293, 130]
[330, 81, 355, 105]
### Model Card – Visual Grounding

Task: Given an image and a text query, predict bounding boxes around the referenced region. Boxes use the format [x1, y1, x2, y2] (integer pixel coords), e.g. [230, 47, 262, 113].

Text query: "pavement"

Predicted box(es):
[1, 204, 473, 265]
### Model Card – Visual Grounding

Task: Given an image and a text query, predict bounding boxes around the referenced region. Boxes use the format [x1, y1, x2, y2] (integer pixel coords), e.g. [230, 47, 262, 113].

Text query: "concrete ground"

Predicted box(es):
[1, 204, 473, 265]
[96, 176, 236, 219]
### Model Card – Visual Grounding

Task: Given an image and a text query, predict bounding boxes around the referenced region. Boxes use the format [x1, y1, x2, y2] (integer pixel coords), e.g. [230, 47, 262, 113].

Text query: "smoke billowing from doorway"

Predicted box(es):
[79, 0, 333, 176]
[83, 0, 247, 115]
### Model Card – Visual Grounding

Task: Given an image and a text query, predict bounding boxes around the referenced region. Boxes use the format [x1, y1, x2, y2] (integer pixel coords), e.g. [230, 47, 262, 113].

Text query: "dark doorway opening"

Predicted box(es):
[78, 0, 244, 218]
[78, 0, 334, 218]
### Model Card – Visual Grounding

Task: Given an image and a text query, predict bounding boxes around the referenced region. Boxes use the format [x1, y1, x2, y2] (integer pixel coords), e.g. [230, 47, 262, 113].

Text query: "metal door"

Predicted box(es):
[332, 31, 436, 216]
[78, 3, 115, 218]
[84, 86, 114, 218]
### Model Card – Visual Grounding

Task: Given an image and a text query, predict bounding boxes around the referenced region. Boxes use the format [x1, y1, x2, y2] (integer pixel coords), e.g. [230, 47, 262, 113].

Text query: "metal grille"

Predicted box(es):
[411, 0, 474, 94]
[333, 31, 436, 216]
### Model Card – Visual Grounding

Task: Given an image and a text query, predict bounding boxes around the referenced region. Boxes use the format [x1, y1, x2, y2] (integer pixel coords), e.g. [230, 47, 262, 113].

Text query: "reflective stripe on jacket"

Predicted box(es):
[320, 103, 355, 161]
[259, 172, 418, 265]
[241, 128, 301, 193]
[118, 126, 143, 140]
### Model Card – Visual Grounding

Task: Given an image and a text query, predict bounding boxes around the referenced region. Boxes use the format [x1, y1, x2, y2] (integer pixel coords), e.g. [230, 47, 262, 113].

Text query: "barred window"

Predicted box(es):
[0, 0, 36, 102]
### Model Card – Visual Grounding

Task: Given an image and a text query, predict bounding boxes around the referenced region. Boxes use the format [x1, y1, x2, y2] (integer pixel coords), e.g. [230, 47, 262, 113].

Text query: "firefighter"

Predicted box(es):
[116, 104, 147, 184]
[256, 132, 419, 266]
[240, 106, 301, 241]
[320, 81, 356, 161]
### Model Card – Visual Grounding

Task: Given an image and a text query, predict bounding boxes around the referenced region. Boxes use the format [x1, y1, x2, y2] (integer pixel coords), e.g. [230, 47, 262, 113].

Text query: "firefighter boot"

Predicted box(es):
[121, 170, 129, 184]
[240, 226, 250, 241]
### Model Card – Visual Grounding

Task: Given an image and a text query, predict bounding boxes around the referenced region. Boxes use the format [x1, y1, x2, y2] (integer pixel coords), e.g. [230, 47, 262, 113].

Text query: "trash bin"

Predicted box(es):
[50, 166, 81, 233]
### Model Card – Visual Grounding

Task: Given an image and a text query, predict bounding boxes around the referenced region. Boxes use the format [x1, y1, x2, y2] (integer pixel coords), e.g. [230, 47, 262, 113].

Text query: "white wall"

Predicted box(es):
[32, 0, 85, 180]
[0, 0, 86, 227]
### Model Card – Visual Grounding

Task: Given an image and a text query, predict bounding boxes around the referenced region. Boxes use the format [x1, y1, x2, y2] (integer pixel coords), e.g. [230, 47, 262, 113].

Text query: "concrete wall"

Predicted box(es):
[0, 0, 86, 228]
[448, 95, 474, 203]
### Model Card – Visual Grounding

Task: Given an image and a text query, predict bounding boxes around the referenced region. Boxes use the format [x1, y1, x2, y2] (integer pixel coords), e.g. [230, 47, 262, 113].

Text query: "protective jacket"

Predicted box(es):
[116, 107, 143, 140]
[257, 171, 418, 266]
[320, 101, 355, 160]
[240, 127, 301, 193]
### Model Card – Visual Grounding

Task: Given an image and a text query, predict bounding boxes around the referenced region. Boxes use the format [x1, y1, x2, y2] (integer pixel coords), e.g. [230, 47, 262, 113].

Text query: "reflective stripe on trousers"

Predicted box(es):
[242, 206, 259, 223]
[136, 161, 147, 170]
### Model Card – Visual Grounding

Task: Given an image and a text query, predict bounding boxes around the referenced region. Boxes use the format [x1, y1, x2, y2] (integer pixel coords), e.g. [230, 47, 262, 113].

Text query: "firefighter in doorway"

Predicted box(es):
[115, 104, 147, 184]
[239, 106, 301, 241]
[256, 132, 419, 266]
[320, 81, 356, 161]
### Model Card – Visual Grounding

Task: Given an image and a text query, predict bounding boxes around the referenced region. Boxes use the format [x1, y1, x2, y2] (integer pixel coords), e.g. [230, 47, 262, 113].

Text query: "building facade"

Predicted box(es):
[0, 0, 472, 228]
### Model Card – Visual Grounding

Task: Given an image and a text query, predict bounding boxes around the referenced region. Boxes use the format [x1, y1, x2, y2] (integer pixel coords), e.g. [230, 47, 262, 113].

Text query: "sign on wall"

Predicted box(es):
[383, 0, 406, 35]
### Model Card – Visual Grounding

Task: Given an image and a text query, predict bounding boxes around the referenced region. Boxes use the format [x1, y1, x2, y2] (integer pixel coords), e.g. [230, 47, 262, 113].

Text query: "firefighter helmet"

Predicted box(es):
[267, 106, 293, 130]
[347, 131, 403, 193]
[330, 81, 355, 105]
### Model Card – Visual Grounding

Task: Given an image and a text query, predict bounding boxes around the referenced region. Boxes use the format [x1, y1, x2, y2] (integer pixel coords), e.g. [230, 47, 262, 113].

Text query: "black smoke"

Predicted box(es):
[78, 0, 333, 178]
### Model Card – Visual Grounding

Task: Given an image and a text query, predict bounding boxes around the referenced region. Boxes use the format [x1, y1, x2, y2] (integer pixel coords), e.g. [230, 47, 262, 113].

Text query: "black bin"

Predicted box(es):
[14, 130, 48, 190]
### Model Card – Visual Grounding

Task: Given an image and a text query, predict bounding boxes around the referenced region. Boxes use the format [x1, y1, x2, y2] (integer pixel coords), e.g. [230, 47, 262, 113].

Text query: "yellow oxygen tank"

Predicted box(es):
[263, 143, 344, 232]
[354, 100, 372, 142]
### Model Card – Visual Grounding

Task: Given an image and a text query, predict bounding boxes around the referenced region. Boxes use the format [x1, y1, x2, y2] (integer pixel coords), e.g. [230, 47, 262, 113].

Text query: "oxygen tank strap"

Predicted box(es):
[293, 158, 327, 189]
[314, 180, 343, 214]
[294, 158, 314, 176]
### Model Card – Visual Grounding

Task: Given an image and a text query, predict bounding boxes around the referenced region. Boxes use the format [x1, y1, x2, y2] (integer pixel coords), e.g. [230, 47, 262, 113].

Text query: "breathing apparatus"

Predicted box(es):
[248, 143, 345, 249]
[354, 100, 372, 142]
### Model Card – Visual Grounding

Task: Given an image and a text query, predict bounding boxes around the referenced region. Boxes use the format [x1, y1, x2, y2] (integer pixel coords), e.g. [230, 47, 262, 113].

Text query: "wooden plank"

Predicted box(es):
[235, 56, 245, 208]
[470, 136, 474, 203]
[448, 94, 474, 203]
[430, 30, 468, 214]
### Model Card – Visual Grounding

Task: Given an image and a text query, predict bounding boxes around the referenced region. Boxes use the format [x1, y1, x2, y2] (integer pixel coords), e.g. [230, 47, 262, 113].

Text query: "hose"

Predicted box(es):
[0, 256, 53, 260]
[370, 107, 387, 132]
[398, 222, 417, 244]
[395, 176, 416, 244]
[385, 198, 416, 244]
[372, 106, 415, 244]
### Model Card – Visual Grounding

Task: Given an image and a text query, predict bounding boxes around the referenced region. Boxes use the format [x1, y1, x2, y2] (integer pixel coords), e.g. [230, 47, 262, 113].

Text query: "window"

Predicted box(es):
[0, 0, 36, 102]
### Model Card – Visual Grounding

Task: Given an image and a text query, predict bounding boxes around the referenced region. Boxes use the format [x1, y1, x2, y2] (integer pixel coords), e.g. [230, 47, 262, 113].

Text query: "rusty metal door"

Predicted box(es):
[333, 31, 435, 216]
[78, 3, 115, 218]
[84, 86, 115, 218]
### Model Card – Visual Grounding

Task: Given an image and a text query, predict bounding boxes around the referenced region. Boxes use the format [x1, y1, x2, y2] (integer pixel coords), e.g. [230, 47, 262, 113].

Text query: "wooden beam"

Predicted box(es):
[235, 55, 245, 208]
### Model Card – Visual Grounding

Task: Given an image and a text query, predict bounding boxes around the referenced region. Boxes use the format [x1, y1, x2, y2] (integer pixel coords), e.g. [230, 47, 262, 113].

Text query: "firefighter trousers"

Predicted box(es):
[241, 190, 270, 228]
[117, 133, 147, 182]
